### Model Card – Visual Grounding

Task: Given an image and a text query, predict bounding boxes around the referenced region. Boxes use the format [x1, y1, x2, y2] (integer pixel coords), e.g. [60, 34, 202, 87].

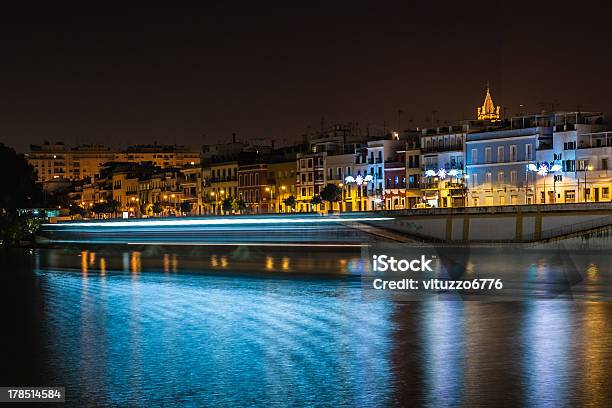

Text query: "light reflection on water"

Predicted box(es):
[27, 248, 612, 407]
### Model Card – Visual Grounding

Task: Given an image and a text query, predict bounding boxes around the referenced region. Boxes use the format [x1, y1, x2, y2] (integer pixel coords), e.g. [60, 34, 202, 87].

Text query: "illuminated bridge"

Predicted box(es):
[37, 214, 397, 247]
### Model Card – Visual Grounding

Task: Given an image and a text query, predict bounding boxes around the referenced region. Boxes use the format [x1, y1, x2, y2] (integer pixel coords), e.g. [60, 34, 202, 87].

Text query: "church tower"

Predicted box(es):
[477, 84, 501, 121]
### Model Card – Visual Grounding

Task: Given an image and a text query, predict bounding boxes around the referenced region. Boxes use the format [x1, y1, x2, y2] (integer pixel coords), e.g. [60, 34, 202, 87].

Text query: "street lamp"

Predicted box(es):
[345, 175, 373, 211]
[584, 163, 594, 202]
[265, 187, 272, 213]
[526, 162, 562, 204]
[280, 185, 286, 212]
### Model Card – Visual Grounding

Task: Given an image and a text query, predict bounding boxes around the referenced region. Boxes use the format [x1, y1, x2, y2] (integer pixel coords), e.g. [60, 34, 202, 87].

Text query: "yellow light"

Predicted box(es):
[136, 198, 139, 202]
[211, 192, 215, 196]
[281, 186, 286, 190]
[131, 197, 135, 201]
[171, 194, 175, 198]
[163, 195, 168, 199]
[339, 183, 344, 187]
[220, 190, 225, 194]
[587, 165, 594, 171]
[265, 187, 270, 191]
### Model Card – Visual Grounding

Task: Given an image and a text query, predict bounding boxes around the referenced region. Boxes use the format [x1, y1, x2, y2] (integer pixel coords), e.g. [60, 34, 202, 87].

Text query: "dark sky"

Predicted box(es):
[1, 5, 611, 153]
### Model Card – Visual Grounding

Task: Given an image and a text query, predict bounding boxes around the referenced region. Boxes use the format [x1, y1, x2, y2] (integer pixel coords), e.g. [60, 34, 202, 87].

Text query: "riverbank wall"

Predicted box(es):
[367, 202, 612, 243]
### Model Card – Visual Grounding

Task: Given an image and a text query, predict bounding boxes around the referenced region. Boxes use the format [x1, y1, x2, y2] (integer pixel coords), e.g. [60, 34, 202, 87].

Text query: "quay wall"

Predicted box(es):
[369, 203, 612, 243]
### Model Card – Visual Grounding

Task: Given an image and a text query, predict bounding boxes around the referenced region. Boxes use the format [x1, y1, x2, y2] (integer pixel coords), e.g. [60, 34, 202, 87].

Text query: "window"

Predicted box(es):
[603, 187, 609, 199]
[510, 145, 517, 161]
[409, 175, 418, 189]
[485, 172, 492, 186]
[472, 173, 478, 188]
[525, 144, 532, 161]
[497, 171, 504, 185]
[602, 158, 608, 170]
[471, 149, 478, 164]
[307, 158, 313, 168]
[485, 147, 492, 163]
[497, 146, 504, 162]
[563, 160, 576, 172]
[510, 171, 517, 185]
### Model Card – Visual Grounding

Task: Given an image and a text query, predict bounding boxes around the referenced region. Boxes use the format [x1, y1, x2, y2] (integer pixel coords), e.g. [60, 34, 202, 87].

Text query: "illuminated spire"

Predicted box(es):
[477, 84, 501, 121]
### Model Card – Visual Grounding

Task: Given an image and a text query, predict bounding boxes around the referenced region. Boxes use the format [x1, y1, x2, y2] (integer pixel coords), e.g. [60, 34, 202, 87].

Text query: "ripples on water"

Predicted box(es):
[5, 248, 612, 407]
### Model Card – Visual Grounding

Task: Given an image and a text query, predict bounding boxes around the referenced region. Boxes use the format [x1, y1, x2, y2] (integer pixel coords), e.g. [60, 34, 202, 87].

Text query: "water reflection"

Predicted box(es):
[579, 303, 612, 407]
[39, 263, 394, 406]
[522, 302, 572, 407]
[23, 248, 612, 407]
[421, 301, 464, 407]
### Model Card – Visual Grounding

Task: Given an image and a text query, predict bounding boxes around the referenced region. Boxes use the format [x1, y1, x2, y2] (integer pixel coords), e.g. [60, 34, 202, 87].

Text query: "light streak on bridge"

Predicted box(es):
[39, 214, 395, 246]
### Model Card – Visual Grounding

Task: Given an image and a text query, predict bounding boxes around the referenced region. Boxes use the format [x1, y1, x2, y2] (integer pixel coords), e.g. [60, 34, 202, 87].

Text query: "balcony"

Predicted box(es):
[207, 176, 238, 183]
[421, 144, 463, 153]
[577, 132, 612, 149]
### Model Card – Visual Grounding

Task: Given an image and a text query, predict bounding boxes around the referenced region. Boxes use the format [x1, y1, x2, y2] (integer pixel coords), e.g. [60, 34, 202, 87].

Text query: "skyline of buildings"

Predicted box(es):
[23, 87, 612, 216]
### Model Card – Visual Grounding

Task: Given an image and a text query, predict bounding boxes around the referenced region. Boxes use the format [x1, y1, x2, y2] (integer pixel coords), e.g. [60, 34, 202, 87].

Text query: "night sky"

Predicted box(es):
[1, 5, 611, 153]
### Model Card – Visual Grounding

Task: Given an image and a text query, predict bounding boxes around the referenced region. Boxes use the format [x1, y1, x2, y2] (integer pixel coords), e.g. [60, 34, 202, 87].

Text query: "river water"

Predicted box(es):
[2, 246, 612, 407]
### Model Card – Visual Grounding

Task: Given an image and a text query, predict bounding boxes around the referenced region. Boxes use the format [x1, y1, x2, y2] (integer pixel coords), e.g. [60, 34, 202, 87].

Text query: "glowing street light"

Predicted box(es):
[526, 161, 562, 203]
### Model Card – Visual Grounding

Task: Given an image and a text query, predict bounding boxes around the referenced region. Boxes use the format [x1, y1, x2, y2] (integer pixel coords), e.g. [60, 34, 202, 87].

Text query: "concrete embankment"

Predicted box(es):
[364, 202, 612, 244]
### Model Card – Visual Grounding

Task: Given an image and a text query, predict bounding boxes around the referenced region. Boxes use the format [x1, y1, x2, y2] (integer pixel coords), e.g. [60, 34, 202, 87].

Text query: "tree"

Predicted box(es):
[233, 198, 247, 214]
[222, 197, 234, 214]
[0, 213, 42, 247]
[320, 184, 342, 211]
[0, 144, 43, 246]
[283, 195, 296, 212]
[310, 195, 322, 212]
[180, 201, 192, 215]
[152, 202, 164, 216]
[0, 143, 42, 212]
[91, 202, 106, 216]
[69, 204, 85, 217]
[106, 200, 121, 217]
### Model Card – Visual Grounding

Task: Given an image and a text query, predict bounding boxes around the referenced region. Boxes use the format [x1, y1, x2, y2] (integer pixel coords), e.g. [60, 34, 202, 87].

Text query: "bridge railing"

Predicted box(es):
[522, 215, 612, 243]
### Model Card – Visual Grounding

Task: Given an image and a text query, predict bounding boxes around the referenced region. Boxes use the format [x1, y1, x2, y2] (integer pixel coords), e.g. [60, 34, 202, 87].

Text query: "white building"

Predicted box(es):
[536, 114, 611, 203]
